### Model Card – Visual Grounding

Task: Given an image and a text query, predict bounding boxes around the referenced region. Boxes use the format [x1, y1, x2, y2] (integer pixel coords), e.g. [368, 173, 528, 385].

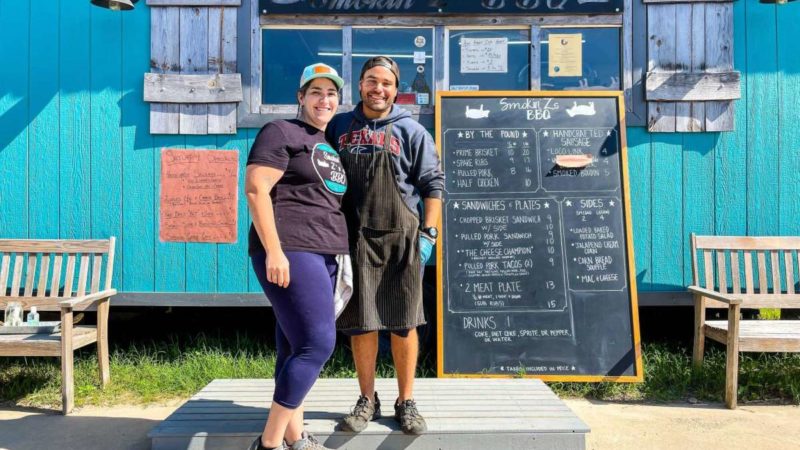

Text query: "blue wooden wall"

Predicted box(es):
[0, 1, 797, 295]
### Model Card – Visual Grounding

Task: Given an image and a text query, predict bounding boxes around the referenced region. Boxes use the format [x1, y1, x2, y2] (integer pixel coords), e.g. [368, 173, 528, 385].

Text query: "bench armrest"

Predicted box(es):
[59, 289, 117, 309]
[687, 286, 742, 305]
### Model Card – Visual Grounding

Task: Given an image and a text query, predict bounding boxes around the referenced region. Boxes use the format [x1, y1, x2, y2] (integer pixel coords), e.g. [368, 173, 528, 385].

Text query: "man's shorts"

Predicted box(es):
[340, 328, 412, 338]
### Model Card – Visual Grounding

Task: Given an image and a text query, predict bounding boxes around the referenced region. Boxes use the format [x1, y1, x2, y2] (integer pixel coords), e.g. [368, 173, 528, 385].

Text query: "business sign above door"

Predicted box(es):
[259, 0, 623, 15]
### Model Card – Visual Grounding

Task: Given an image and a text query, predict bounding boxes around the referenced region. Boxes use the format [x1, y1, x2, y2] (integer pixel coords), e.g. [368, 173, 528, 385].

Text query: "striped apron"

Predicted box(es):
[336, 122, 425, 331]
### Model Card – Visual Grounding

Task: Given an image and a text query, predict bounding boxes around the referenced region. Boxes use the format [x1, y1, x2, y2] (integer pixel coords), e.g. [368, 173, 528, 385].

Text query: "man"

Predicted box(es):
[326, 56, 444, 435]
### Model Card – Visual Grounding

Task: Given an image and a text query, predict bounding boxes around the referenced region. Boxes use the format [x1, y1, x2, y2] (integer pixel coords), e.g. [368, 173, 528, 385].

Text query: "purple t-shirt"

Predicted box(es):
[247, 119, 348, 256]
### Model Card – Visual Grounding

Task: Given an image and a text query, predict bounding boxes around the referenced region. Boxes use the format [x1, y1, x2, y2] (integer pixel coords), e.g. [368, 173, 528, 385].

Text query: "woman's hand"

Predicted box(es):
[266, 250, 290, 288]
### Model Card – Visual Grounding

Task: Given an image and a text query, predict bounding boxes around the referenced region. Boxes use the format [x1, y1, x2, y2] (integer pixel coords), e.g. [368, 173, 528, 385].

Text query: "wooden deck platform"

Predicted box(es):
[148, 378, 589, 450]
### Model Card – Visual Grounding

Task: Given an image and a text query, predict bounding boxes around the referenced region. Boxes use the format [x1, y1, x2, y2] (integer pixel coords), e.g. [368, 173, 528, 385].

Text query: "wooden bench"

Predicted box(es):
[689, 233, 800, 409]
[0, 238, 117, 414]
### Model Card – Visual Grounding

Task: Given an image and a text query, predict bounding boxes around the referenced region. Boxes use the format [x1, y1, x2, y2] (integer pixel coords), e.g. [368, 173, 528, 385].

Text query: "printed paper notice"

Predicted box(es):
[460, 37, 508, 74]
[160, 149, 239, 243]
[548, 33, 582, 77]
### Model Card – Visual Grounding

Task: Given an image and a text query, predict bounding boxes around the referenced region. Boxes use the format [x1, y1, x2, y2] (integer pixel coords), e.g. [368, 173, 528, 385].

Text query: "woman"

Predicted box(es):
[246, 63, 347, 450]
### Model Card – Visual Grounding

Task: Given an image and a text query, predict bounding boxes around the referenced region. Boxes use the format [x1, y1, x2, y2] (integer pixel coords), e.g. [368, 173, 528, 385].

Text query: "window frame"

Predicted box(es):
[238, 0, 634, 129]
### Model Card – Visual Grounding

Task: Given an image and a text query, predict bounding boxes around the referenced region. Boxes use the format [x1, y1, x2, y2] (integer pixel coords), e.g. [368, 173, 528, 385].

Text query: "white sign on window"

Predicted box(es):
[460, 37, 508, 74]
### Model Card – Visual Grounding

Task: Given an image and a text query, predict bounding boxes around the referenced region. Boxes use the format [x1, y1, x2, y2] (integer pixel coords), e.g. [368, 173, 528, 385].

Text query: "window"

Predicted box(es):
[251, 12, 627, 123]
[262, 29, 342, 105]
[352, 28, 434, 106]
[540, 27, 621, 91]
[448, 29, 531, 91]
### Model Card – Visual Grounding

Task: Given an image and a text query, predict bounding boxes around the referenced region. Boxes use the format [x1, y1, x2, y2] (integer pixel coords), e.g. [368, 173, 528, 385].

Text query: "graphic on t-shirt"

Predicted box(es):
[312, 143, 347, 194]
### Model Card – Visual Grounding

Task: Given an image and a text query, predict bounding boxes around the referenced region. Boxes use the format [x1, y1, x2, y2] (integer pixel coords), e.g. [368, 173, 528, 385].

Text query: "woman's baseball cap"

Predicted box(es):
[299, 63, 344, 90]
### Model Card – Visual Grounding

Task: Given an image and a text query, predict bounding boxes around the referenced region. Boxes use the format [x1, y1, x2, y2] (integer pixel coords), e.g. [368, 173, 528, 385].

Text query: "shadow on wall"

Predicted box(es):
[636, 270, 689, 292]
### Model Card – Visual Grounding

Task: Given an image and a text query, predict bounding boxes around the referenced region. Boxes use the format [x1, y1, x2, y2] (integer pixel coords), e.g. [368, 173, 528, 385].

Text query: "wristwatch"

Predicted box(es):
[421, 226, 439, 240]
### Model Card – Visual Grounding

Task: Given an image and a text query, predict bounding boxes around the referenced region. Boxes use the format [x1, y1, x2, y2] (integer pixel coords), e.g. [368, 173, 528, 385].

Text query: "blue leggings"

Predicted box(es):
[252, 251, 338, 409]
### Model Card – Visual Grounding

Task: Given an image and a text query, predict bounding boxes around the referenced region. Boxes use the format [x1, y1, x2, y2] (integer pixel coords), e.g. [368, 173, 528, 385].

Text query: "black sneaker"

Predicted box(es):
[341, 391, 381, 432]
[394, 398, 427, 435]
[248, 434, 287, 450]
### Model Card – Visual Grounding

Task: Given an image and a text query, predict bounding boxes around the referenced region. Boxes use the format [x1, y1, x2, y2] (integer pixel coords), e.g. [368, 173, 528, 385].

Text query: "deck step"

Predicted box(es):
[148, 378, 589, 450]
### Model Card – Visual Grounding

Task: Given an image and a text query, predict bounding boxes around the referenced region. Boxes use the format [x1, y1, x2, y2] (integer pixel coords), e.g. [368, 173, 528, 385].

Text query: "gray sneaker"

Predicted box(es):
[248, 434, 287, 450]
[394, 398, 427, 435]
[341, 391, 381, 432]
[289, 431, 331, 450]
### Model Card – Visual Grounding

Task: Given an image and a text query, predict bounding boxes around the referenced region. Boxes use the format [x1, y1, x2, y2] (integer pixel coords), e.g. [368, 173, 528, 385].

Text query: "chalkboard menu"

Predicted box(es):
[435, 92, 642, 381]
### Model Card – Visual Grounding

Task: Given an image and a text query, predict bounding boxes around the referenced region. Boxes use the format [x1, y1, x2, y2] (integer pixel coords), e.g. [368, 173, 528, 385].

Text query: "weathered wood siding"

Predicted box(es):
[645, 2, 739, 132]
[0, 2, 797, 297]
[147, 3, 239, 134]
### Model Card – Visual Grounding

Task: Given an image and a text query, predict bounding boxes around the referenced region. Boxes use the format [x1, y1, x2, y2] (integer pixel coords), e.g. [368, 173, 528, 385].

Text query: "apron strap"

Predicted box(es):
[382, 123, 393, 153]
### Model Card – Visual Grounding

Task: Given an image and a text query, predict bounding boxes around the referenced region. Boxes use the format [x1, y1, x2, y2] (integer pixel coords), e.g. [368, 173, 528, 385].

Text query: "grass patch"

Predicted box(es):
[0, 332, 423, 409]
[550, 342, 800, 404]
[2, 335, 799, 409]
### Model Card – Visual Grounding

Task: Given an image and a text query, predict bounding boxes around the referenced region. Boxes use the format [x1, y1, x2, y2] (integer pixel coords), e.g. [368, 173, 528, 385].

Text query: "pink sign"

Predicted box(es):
[159, 149, 239, 243]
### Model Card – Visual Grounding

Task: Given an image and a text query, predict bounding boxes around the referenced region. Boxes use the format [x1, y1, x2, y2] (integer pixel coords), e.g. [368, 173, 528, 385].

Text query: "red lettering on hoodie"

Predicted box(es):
[339, 130, 401, 156]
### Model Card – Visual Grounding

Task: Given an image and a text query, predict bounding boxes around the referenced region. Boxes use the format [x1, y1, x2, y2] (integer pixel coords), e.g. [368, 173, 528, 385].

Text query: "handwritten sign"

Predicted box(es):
[548, 33, 583, 77]
[159, 149, 239, 243]
[436, 92, 642, 382]
[461, 37, 508, 74]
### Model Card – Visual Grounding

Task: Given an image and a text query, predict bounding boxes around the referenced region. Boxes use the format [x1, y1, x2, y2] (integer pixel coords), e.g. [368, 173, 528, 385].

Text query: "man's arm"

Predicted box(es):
[422, 197, 442, 230]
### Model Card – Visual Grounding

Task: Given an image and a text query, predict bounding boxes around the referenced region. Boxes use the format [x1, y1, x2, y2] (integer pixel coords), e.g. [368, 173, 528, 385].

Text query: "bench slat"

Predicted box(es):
[691, 234, 700, 286]
[717, 250, 728, 293]
[700, 295, 800, 308]
[706, 320, 800, 333]
[0, 326, 98, 356]
[757, 251, 767, 294]
[23, 254, 36, 297]
[10, 255, 24, 297]
[104, 237, 116, 290]
[0, 240, 112, 253]
[771, 251, 781, 295]
[49, 254, 63, 298]
[730, 251, 741, 294]
[63, 254, 76, 297]
[0, 254, 9, 296]
[744, 251, 755, 294]
[2, 296, 103, 312]
[91, 254, 103, 294]
[694, 235, 800, 250]
[704, 250, 714, 290]
[738, 341, 800, 352]
[705, 321, 800, 352]
[37, 254, 50, 298]
[77, 254, 90, 297]
[786, 251, 796, 295]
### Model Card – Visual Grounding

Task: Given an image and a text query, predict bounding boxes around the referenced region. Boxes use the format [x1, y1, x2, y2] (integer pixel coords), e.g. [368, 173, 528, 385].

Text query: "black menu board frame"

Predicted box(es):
[435, 91, 643, 382]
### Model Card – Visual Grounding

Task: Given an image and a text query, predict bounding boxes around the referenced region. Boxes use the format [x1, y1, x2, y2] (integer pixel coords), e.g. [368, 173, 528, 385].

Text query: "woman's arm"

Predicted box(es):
[245, 164, 290, 288]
